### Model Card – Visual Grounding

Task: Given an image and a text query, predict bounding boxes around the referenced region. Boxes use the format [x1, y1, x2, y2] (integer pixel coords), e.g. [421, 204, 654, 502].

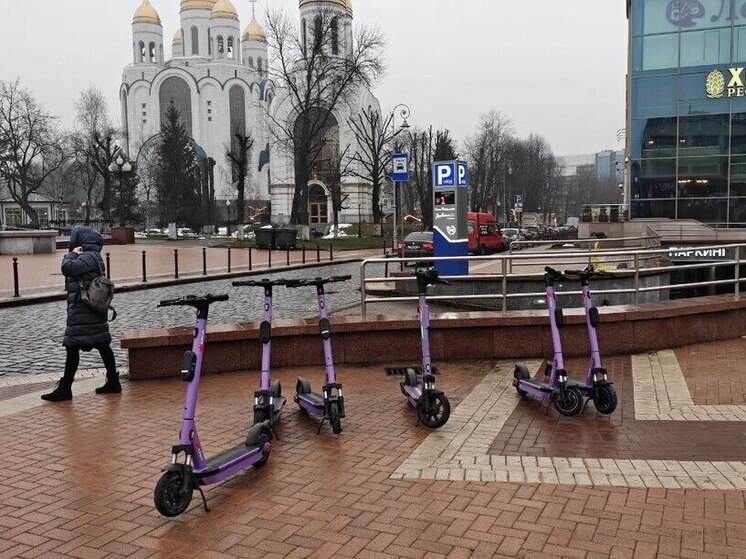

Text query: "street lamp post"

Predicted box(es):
[108, 151, 132, 227]
[226, 200, 232, 236]
[391, 103, 411, 252]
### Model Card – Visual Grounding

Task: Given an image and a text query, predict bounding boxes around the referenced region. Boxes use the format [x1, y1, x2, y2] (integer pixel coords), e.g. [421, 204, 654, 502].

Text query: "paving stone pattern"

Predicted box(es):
[0, 262, 384, 376]
[3, 358, 746, 558]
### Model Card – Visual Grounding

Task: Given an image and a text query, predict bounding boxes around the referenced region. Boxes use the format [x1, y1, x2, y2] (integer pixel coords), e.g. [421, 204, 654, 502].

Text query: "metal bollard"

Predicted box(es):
[302, 244, 306, 264]
[316, 243, 321, 263]
[174, 249, 179, 279]
[228, 247, 232, 273]
[248, 247, 253, 271]
[142, 251, 147, 283]
[286, 247, 290, 266]
[105, 252, 111, 279]
[383, 238, 387, 256]
[268, 247, 272, 268]
[202, 247, 207, 276]
[329, 243, 333, 262]
[12, 257, 20, 298]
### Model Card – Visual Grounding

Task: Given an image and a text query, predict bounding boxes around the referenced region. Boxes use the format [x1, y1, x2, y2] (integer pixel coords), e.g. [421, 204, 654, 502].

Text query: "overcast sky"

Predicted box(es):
[0, 0, 627, 157]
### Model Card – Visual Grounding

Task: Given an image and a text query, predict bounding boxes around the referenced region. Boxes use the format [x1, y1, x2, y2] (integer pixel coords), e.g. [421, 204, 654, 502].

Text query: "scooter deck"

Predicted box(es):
[273, 396, 287, 412]
[297, 392, 324, 410]
[520, 379, 554, 394]
[198, 441, 262, 477]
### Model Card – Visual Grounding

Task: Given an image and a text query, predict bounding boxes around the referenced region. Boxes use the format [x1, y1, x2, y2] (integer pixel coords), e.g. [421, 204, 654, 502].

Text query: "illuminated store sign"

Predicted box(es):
[705, 67, 746, 98]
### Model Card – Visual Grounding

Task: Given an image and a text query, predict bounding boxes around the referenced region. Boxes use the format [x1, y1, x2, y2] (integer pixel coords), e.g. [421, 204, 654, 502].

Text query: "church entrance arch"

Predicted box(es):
[308, 182, 329, 225]
[159, 76, 193, 136]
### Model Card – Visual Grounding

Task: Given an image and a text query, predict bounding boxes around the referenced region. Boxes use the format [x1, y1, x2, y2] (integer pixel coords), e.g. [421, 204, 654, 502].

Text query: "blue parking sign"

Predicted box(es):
[433, 162, 456, 187]
[392, 153, 409, 182]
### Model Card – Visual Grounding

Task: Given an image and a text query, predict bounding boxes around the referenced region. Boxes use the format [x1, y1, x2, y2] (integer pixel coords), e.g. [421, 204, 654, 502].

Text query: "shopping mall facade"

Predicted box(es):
[628, 0, 746, 226]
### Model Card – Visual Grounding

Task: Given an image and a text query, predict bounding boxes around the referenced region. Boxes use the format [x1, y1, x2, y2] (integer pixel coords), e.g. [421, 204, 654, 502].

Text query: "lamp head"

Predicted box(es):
[400, 119, 410, 131]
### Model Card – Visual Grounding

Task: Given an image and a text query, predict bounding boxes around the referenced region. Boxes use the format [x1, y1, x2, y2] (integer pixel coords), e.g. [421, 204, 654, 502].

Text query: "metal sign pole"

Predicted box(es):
[393, 180, 398, 251]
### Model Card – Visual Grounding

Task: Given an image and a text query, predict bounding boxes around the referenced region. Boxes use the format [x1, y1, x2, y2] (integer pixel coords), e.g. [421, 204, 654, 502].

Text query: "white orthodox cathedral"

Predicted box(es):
[121, 0, 381, 227]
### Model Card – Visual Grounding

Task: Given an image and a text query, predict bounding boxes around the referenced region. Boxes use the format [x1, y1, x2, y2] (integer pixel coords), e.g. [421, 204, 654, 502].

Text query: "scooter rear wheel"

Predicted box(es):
[553, 386, 583, 416]
[271, 380, 282, 398]
[594, 384, 618, 415]
[247, 422, 272, 467]
[417, 392, 451, 429]
[154, 470, 193, 517]
[328, 400, 342, 434]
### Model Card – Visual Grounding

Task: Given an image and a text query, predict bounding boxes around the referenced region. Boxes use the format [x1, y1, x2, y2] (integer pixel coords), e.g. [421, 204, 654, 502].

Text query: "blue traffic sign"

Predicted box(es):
[515, 194, 523, 206]
[433, 162, 456, 187]
[457, 162, 468, 187]
[392, 153, 409, 182]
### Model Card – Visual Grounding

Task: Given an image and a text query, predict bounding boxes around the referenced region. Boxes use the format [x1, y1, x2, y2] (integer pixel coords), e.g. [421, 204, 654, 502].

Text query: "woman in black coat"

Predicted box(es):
[42, 226, 120, 401]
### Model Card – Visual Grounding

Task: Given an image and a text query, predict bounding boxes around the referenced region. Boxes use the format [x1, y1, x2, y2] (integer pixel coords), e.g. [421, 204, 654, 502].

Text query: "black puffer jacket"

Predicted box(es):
[62, 226, 111, 349]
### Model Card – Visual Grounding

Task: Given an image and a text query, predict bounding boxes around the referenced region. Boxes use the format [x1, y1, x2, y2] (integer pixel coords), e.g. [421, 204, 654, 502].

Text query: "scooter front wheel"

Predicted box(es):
[154, 470, 194, 517]
[328, 400, 342, 434]
[418, 391, 451, 429]
[553, 386, 583, 416]
[247, 422, 272, 467]
[594, 384, 617, 415]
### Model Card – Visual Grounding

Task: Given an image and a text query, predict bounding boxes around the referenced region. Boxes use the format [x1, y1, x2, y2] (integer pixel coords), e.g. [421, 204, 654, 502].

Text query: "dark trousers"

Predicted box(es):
[62, 345, 117, 383]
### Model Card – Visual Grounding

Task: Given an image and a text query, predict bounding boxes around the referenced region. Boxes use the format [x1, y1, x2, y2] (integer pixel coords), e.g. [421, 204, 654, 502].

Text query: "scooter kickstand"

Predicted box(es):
[581, 397, 592, 415]
[196, 486, 210, 513]
[316, 417, 326, 435]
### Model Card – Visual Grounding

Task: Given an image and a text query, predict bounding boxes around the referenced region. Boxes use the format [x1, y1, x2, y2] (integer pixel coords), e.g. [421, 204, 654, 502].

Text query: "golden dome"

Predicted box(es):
[211, 0, 239, 20]
[180, 0, 217, 12]
[299, 0, 349, 12]
[345, 0, 353, 16]
[133, 0, 161, 25]
[243, 16, 266, 42]
[172, 30, 183, 45]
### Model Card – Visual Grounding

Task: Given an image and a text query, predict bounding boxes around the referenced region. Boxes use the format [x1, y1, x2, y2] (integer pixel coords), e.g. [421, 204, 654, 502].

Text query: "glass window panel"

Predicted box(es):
[731, 113, 746, 153]
[678, 197, 728, 221]
[633, 76, 678, 117]
[729, 155, 746, 193]
[641, 0, 682, 34]
[631, 199, 676, 219]
[642, 34, 680, 70]
[730, 198, 746, 222]
[678, 114, 729, 156]
[641, 116, 679, 157]
[680, 28, 731, 67]
[677, 156, 729, 196]
[632, 159, 678, 198]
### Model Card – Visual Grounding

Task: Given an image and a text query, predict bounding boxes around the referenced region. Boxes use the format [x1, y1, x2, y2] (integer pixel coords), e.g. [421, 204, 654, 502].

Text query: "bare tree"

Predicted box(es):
[347, 106, 397, 225]
[0, 79, 66, 228]
[225, 128, 254, 228]
[464, 110, 515, 215]
[74, 85, 119, 221]
[324, 144, 353, 237]
[264, 6, 386, 225]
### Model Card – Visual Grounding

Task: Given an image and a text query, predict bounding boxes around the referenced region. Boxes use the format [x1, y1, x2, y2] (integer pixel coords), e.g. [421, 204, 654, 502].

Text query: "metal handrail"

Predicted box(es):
[358, 243, 744, 319]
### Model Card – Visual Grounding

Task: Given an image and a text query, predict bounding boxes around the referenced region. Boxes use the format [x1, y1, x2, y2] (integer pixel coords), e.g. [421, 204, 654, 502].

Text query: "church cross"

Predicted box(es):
[249, 0, 258, 17]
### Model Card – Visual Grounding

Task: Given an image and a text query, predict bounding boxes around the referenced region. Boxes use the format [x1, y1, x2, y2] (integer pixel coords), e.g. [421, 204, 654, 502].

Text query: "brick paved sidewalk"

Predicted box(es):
[2, 341, 746, 558]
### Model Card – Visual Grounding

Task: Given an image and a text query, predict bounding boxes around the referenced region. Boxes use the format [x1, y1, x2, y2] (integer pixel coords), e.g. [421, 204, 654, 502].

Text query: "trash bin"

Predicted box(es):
[255, 228, 275, 249]
[274, 228, 297, 250]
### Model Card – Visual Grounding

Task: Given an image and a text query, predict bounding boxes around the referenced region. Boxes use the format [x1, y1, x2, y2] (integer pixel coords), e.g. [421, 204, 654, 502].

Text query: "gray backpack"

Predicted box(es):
[79, 255, 117, 320]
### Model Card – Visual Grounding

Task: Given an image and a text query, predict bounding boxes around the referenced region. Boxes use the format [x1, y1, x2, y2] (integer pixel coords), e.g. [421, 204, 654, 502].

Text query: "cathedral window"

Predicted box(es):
[301, 19, 307, 56]
[208, 29, 213, 56]
[314, 16, 322, 51]
[217, 36, 224, 57]
[149, 42, 156, 63]
[331, 18, 339, 55]
[258, 57, 263, 73]
[191, 26, 199, 55]
[138, 41, 145, 63]
[227, 37, 234, 59]
[248, 56, 254, 68]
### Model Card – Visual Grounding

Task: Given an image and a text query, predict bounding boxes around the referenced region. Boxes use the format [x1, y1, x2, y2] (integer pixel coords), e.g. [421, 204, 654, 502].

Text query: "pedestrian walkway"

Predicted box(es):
[2, 338, 746, 558]
[0, 243, 383, 301]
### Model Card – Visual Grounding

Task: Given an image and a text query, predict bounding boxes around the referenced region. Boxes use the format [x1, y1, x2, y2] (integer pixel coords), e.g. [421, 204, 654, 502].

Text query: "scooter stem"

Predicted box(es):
[317, 286, 336, 385]
[260, 288, 273, 391]
[583, 284, 603, 370]
[546, 285, 566, 376]
[419, 293, 432, 376]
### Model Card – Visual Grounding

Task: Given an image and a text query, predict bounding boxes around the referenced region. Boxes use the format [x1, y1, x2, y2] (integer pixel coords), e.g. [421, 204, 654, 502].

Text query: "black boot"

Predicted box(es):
[95, 378, 121, 394]
[41, 379, 73, 402]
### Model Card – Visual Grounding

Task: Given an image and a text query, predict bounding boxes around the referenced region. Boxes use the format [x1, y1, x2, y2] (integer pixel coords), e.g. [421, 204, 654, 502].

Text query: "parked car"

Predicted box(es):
[398, 231, 434, 261]
[502, 227, 522, 247]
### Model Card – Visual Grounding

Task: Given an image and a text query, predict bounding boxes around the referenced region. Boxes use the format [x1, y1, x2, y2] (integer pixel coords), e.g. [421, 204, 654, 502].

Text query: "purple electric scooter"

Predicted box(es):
[287, 275, 351, 435]
[232, 279, 289, 427]
[513, 267, 584, 416]
[154, 294, 272, 517]
[562, 265, 618, 415]
[400, 268, 451, 428]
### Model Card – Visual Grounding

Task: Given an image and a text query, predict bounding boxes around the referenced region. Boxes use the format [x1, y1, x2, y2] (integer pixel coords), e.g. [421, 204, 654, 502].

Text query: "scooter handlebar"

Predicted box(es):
[233, 279, 293, 287]
[158, 293, 229, 307]
[544, 266, 568, 280]
[285, 275, 352, 288]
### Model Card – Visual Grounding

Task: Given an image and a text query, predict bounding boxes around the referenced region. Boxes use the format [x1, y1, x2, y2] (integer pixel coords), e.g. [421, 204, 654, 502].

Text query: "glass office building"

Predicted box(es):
[628, 0, 746, 225]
